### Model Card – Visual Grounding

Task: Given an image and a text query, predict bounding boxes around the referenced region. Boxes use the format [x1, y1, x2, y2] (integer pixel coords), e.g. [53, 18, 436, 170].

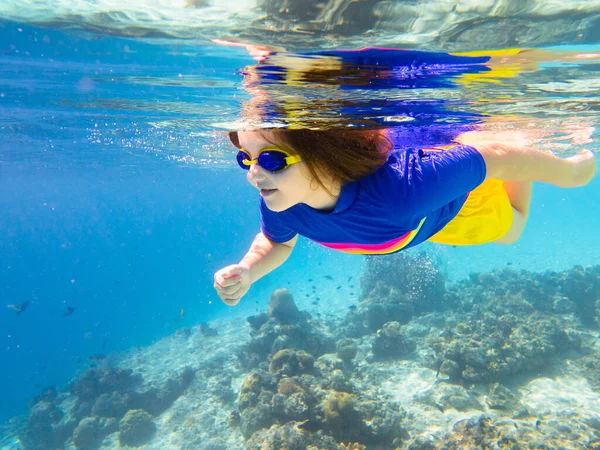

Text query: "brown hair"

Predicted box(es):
[229, 128, 393, 196]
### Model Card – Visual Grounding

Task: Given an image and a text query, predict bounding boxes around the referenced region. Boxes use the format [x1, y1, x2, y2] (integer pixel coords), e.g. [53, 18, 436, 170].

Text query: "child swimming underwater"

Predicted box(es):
[214, 128, 596, 306]
[213, 47, 598, 306]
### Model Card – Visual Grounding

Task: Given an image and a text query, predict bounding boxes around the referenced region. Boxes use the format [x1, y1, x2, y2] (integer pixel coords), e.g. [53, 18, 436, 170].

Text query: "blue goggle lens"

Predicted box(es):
[236, 150, 288, 172]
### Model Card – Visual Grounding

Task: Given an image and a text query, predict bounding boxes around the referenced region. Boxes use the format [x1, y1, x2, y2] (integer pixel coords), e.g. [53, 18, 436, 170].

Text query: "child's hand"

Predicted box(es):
[213, 264, 252, 307]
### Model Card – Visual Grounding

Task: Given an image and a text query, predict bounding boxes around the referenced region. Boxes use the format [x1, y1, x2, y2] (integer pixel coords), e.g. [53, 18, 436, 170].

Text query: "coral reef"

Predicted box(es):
[438, 416, 514, 449]
[244, 422, 340, 449]
[18, 365, 194, 449]
[460, 265, 600, 328]
[11, 263, 600, 450]
[118, 409, 156, 447]
[241, 289, 336, 368]
[234, 290, 407, 448]
[72, 416, 118, 450]
[422, 267, 586, 384]
[336, 338, 358, 363]
[427, 311, 574, 383]
[343, 252, 446, 337]
[371, 321, 415, 360]
[17, 399, 72, 450]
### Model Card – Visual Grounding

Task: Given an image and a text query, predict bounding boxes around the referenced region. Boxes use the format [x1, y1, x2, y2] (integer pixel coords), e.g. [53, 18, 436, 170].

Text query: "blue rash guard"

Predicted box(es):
[259, 144, 487, 254]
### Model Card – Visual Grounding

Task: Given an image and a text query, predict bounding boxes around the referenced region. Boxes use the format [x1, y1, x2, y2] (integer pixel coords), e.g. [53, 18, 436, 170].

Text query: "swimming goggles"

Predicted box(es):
[236, 147, 302, 172]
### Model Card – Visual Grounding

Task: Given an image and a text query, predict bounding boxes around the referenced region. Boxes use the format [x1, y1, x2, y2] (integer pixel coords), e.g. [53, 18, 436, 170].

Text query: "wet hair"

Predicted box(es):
[228, 128, 393, 196]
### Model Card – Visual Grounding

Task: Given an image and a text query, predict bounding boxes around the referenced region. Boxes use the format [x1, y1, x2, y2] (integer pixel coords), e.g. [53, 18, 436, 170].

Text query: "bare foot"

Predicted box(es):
[211, 39, 285, 62]
[567, 150, 597, 187]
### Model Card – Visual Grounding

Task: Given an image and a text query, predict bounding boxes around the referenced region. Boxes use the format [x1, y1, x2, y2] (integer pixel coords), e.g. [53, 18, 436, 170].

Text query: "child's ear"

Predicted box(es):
[229, 131, 241, 148]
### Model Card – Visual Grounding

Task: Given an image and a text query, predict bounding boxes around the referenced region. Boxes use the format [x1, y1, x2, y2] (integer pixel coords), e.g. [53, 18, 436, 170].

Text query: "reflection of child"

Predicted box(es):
[212, 45, 597, 306]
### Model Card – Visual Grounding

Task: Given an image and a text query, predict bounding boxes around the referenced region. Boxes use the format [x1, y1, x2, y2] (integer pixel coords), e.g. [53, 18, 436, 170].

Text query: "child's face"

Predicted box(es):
[236, 131, 331, 212]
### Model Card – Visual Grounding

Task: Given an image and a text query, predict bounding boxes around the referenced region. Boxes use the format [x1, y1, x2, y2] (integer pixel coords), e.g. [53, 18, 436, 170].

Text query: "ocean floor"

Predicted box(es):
[3, 253, 600, 450]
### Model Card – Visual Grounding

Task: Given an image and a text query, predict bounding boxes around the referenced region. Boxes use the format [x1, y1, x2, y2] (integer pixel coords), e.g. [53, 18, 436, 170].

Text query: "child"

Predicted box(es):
[212, 46, 597, 306]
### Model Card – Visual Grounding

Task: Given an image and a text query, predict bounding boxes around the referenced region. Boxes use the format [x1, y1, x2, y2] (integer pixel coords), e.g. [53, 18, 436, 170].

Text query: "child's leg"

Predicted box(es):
[494, 181, 532, 244]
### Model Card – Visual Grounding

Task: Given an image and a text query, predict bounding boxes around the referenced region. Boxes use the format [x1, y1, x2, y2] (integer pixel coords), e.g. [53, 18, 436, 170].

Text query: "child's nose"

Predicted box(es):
[246, 164, 266, 184]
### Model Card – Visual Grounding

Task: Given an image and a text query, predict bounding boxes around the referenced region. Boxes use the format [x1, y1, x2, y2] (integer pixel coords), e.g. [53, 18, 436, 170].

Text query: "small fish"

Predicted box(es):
[507, 262, 513, 266]
[308, 278, 313, 282]
[180, 308, 185, 318]
[336, 286, 342, 290]
[349, 285, 354, 288]
[113, 280, 121, 284]
[348, 305, 356, 310]
[350, 292, 355, 296]
[324, 275, 333, 280]
[7, 301, 30, 315]
[88, 354, 106, 362]
[305, 294, 309, 297]
[347, 276, 353, 282]
[312, 301, 318, 305]
[298, 419, 320, 431]
[535, 419, 541, 429]
[63, 307, 75, 317]
[513, 422, 519, 430]
[435, 404, 445, 413]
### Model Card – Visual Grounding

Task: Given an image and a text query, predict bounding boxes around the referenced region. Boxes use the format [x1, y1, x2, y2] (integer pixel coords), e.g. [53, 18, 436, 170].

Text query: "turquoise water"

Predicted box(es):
[1, 3, 600, 449]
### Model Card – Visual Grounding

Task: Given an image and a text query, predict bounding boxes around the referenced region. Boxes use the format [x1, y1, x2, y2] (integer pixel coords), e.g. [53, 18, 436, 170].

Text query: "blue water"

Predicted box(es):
[1, 13, 600, 443]
[0, 22, 257, 422]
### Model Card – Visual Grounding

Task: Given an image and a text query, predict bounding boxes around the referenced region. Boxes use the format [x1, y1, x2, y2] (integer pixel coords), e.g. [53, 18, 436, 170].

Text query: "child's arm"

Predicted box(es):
[240, 233, 298, 283]
[213, 233, 297, 306]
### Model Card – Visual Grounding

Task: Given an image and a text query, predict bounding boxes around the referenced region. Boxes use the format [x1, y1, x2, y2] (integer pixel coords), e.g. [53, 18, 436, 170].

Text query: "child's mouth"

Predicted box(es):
[260, 189, 277, 197]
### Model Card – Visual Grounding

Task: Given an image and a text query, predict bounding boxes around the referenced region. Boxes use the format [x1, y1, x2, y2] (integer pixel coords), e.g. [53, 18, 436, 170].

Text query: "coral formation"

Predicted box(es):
[371, 321, 415, 360]
[11, 262, 600, 450]
[241, 289, 336, 367]
[425, 269, 580, 383]
[72, 416, 117, 450]
[244, 422, 340, 449]
[336, 338, 358, 362]
[438, 416, 514, 449]
[118, 409, 156, 447]
[233, 289, 407, 448]
[344, 252, 446, 337]
[18, 365, 194, 449]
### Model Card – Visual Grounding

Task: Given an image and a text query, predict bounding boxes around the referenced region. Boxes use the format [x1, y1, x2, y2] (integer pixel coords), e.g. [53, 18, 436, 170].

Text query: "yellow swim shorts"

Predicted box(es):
[428, 178, 513, 246]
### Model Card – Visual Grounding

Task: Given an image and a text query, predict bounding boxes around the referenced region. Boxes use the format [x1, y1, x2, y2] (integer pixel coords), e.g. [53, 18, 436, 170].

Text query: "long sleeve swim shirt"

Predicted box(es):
[259, 145, 487, 254]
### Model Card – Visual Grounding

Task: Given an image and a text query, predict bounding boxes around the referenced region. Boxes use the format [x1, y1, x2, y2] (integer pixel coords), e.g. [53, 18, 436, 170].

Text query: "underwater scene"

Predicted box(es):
[1, 1, 600, 449]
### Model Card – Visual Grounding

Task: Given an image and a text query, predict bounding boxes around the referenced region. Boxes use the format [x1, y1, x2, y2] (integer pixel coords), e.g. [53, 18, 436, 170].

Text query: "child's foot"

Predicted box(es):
[567, 150, 597, 187]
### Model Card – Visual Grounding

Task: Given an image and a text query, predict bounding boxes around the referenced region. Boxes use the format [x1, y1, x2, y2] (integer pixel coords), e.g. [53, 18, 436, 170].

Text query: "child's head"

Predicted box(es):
[230, 128, 392, 212]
